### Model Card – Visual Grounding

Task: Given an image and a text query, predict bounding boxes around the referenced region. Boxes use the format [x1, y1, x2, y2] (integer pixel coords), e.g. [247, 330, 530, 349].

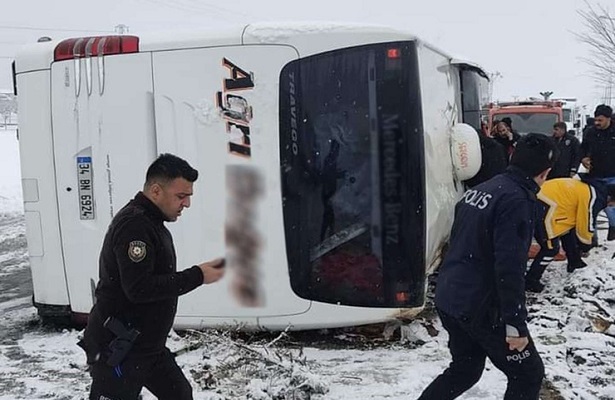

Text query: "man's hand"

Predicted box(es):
[506, 336, 529, 352]
[581, 157, 592, 170]
[198, 258, 225, 284]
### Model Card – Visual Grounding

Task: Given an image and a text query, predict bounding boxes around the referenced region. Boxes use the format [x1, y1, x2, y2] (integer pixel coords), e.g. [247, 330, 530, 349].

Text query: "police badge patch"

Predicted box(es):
[128, 241, 147, 263]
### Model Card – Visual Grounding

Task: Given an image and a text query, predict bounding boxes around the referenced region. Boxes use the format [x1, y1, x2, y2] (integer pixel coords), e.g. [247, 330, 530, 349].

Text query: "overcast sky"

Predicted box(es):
[1, 0, 610, 110]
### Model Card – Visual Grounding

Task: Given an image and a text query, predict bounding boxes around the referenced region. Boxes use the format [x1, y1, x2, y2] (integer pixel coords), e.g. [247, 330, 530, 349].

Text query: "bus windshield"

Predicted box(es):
[279, 42, 425, 308]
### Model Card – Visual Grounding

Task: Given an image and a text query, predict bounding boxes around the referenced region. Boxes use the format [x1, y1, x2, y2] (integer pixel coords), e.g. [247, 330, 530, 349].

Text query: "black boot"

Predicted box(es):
[525, 280, 545, 293]
[567, 260, 588, 273]
[608, 227, 615, 241]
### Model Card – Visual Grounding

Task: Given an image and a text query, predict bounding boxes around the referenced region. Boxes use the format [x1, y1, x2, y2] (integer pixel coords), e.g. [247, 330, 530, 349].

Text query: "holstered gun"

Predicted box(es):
[103, 316, 140, 367]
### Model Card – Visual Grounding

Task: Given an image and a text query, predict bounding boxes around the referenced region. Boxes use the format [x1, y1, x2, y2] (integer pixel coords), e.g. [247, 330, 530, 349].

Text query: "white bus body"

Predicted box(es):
[14, 23, 486, 330]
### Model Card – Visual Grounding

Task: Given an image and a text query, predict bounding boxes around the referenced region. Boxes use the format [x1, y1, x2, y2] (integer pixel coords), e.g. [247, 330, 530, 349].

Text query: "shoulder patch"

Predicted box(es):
[128, 240, 147, 263]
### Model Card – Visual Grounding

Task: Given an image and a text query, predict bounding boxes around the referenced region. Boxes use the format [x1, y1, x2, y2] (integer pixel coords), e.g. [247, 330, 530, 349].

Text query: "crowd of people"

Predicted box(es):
[482, 105, 615, 289]
[419, 104, 615, 399]
[470, 105, 615, 280]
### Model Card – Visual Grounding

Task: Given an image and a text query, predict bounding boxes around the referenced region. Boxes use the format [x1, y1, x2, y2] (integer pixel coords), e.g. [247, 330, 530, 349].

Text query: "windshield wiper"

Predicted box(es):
[309, 222, 369, 262]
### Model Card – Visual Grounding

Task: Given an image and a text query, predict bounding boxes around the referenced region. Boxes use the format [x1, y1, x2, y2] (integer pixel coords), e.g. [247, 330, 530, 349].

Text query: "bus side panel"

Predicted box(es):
[51, 53, 156, 314]
[258, 302, 421, 330]
[417, 47, 463, 270]
[16, 70, 70, 307]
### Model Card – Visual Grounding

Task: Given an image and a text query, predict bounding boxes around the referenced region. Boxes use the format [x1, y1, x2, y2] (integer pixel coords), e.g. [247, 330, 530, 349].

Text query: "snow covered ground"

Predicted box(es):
[1, 127, 614, 399]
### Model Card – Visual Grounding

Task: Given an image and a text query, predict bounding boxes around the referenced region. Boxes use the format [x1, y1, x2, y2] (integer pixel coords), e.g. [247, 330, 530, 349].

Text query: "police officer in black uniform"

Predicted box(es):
[548, 121, 581, 179]
[79, 153, 225, 400]
[419, 134, 557, 400]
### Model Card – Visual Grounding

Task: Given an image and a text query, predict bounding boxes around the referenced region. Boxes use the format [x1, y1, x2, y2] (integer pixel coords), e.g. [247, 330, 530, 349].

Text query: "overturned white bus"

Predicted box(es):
[13, 22, 486, 330]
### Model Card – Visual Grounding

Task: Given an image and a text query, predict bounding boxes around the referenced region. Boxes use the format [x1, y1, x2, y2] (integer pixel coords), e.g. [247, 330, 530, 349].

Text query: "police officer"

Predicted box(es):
[79, 153, 225, 400]
[548, 122, 581, 179]
[526, 178, 607, 293]
[418, 134, 557, 400]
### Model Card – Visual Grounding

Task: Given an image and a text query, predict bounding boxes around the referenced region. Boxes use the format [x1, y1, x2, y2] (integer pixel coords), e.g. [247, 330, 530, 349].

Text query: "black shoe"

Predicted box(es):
[567, 260, 588, 273]
[608, 227, 615, 241]
[525, 280, 545, 293]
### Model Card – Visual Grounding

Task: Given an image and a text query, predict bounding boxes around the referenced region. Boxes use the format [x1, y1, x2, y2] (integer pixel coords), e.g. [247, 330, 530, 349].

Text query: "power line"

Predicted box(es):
[0, 24, 112, 33]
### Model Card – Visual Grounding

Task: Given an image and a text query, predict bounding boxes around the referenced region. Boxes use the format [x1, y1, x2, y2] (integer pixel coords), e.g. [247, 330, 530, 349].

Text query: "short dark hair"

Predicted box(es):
[145, 153, 198, 188]
[553, 122, 567, 131]
[594, 104, 613, 118]
[510, 133, 558, 177]
[501, 117, 513, 129]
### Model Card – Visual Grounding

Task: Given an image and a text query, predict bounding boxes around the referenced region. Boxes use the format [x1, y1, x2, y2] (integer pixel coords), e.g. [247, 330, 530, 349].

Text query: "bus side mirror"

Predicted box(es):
[450, 123, 482, 181]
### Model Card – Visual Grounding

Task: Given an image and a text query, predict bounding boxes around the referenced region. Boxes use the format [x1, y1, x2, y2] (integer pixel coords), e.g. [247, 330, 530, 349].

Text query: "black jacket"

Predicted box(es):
[435, 166, 539, 337]
[82, 192, 203, 358]
[581, 124, 615, 178]
[548, 133, 581, 179]
[493, 131, 520, 157]
[465, 135, 508, 188]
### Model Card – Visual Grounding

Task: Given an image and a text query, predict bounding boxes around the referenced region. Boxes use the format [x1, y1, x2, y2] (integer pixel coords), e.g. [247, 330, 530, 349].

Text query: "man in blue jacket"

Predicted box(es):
[419, 133, 557, 400]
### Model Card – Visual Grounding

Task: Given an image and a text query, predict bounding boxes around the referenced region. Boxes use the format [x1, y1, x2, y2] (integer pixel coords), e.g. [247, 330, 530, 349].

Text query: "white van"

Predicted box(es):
[13, 23, 486, 330]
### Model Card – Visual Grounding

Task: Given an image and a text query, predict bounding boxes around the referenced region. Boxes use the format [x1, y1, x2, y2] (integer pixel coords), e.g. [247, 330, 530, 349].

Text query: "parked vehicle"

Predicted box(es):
[555, 98, 582, 136]
[488, 100, 564, 135]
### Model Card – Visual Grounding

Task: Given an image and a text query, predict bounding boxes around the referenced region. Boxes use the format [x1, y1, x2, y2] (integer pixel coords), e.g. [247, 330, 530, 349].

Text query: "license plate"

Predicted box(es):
[77, 157, 95, 220]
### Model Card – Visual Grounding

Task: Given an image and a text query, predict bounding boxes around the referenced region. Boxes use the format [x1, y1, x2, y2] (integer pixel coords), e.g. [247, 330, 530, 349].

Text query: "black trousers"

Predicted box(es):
[418, 309, 544, 400]
[527, 227, 582, 284]
[89, 348, 192, 400]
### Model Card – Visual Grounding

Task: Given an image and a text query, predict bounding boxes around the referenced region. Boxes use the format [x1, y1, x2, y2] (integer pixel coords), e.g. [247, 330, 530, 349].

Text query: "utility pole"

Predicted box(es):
[487, 71, 503, 103]
[603, 72, 613, 107]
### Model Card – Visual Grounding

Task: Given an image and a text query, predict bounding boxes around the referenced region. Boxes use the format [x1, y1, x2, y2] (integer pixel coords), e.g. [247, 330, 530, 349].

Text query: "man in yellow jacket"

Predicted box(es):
[525, 178, 607, 292]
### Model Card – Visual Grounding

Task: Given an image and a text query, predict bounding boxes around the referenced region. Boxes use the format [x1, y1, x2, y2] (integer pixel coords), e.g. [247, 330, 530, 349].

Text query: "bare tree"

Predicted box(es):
[576, 1, 615, 86]
[0, 93, 17, 128]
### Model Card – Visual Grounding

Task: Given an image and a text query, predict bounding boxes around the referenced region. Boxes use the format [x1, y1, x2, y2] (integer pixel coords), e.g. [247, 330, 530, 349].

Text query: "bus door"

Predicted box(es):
[51, 52, 156, 313]
[152, 45, 311, 320]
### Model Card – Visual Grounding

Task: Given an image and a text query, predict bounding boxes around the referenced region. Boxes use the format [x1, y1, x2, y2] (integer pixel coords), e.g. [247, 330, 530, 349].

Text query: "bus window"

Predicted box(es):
[460, 68, 489, 131]
[279, 42, 425, 308]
